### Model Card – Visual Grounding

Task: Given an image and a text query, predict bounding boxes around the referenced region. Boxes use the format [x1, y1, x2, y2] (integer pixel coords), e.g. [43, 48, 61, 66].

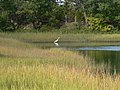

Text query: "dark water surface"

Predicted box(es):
[31, 42, 120, 74]
[80, 50, 120, 74]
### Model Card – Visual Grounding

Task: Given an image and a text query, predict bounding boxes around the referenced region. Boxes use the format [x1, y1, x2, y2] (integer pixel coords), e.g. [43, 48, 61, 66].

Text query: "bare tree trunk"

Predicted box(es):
[64, 0, 68, 24]
[80, 1, 88, 26]
[74, 15, 77, 22]
[65, 15, 68, 24]
[75, 0, 88, 26]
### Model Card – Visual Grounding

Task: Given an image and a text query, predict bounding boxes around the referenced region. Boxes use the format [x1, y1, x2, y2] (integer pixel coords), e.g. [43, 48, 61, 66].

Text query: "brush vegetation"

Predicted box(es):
[1, 0, 120, 34]
[0, 33, 120, 90]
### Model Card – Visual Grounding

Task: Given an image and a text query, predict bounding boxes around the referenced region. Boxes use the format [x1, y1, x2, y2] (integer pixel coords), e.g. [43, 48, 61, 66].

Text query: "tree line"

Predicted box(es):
[0, 0, 120, 33]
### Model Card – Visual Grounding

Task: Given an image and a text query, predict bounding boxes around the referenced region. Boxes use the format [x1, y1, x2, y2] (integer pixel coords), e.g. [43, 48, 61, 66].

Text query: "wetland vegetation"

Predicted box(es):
[0, 32, 120, 90]
[1, 0, 120, 89]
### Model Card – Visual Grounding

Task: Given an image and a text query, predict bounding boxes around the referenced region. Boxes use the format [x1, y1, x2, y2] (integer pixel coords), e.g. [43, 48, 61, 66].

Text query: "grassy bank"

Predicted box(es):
[0, 32, 120, 43]
[0, 57, 120, 90]
[0, 32, 120, 90]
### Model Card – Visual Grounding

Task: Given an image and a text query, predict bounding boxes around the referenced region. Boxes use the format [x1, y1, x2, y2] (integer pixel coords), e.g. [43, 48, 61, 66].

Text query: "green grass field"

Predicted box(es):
[1, 32, 120, 42]
[0, 32, 120, 90]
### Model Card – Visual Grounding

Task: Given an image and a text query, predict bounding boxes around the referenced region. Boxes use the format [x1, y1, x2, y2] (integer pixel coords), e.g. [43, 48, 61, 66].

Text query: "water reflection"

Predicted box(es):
[54, 42, 59, 46]
[78, 46, 120, 51]
[80, 50, 120, 74]
[27, 41, 120, 74]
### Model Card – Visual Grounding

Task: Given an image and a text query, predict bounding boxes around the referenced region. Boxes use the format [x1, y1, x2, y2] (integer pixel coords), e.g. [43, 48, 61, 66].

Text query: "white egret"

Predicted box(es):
[54, 37, 60, 43]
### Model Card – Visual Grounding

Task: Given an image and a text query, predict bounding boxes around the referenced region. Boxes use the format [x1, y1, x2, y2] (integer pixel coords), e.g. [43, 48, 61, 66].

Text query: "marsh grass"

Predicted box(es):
[0, 32, 120, 90]
[0, 57, 120, 90]
[1, 32, 120, 43]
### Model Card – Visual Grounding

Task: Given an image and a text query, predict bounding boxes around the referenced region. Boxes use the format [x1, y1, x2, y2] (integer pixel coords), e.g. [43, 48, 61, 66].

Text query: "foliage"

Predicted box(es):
[61, 22, 78, 30]
[0, 0, 120, 33]
[88, 17, 113, 32]
[86, 0, 120, 31]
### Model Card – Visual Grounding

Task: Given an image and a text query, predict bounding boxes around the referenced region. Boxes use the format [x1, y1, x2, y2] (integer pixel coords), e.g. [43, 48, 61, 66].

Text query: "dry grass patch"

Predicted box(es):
[0, 63, 120, 90]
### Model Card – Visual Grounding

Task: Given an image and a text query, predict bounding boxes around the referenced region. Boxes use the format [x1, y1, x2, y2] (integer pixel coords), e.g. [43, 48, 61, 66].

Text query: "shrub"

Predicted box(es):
[87, 17, 113, 32]
[61, 22, 78, 30]
[39, 25, 54, 32]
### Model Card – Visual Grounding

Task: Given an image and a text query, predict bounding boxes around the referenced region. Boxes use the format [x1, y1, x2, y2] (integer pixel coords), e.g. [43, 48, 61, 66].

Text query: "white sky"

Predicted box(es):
[56, 0, 65, 2]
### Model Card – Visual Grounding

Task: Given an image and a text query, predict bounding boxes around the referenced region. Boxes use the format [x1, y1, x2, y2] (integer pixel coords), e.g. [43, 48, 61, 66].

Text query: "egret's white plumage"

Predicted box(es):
[54, 37, 60, 43]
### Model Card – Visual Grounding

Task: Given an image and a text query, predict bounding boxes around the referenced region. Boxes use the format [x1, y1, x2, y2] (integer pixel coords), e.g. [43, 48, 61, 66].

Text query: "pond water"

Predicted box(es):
[80, 50, 120, 74]
[32, 42, 120, 74]
[78, 46, 120, 51]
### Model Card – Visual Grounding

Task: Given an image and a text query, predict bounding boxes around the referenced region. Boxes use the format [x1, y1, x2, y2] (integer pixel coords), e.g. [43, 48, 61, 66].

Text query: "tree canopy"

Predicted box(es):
[0, 0, 120, 33]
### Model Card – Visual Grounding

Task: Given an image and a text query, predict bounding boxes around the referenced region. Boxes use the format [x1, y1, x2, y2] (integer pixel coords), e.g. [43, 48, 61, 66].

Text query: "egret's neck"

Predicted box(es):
[58, 37, 60, 40]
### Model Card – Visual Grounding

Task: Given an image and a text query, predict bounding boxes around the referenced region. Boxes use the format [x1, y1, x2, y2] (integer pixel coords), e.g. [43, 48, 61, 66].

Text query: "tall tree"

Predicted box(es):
[73, 0, 88, 25]
[0, 0, 17, 31]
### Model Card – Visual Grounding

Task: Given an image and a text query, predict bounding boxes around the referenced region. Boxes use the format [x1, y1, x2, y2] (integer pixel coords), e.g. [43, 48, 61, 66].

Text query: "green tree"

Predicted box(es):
[87, 0, 120, 31]
[0, 0, 17, 31]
